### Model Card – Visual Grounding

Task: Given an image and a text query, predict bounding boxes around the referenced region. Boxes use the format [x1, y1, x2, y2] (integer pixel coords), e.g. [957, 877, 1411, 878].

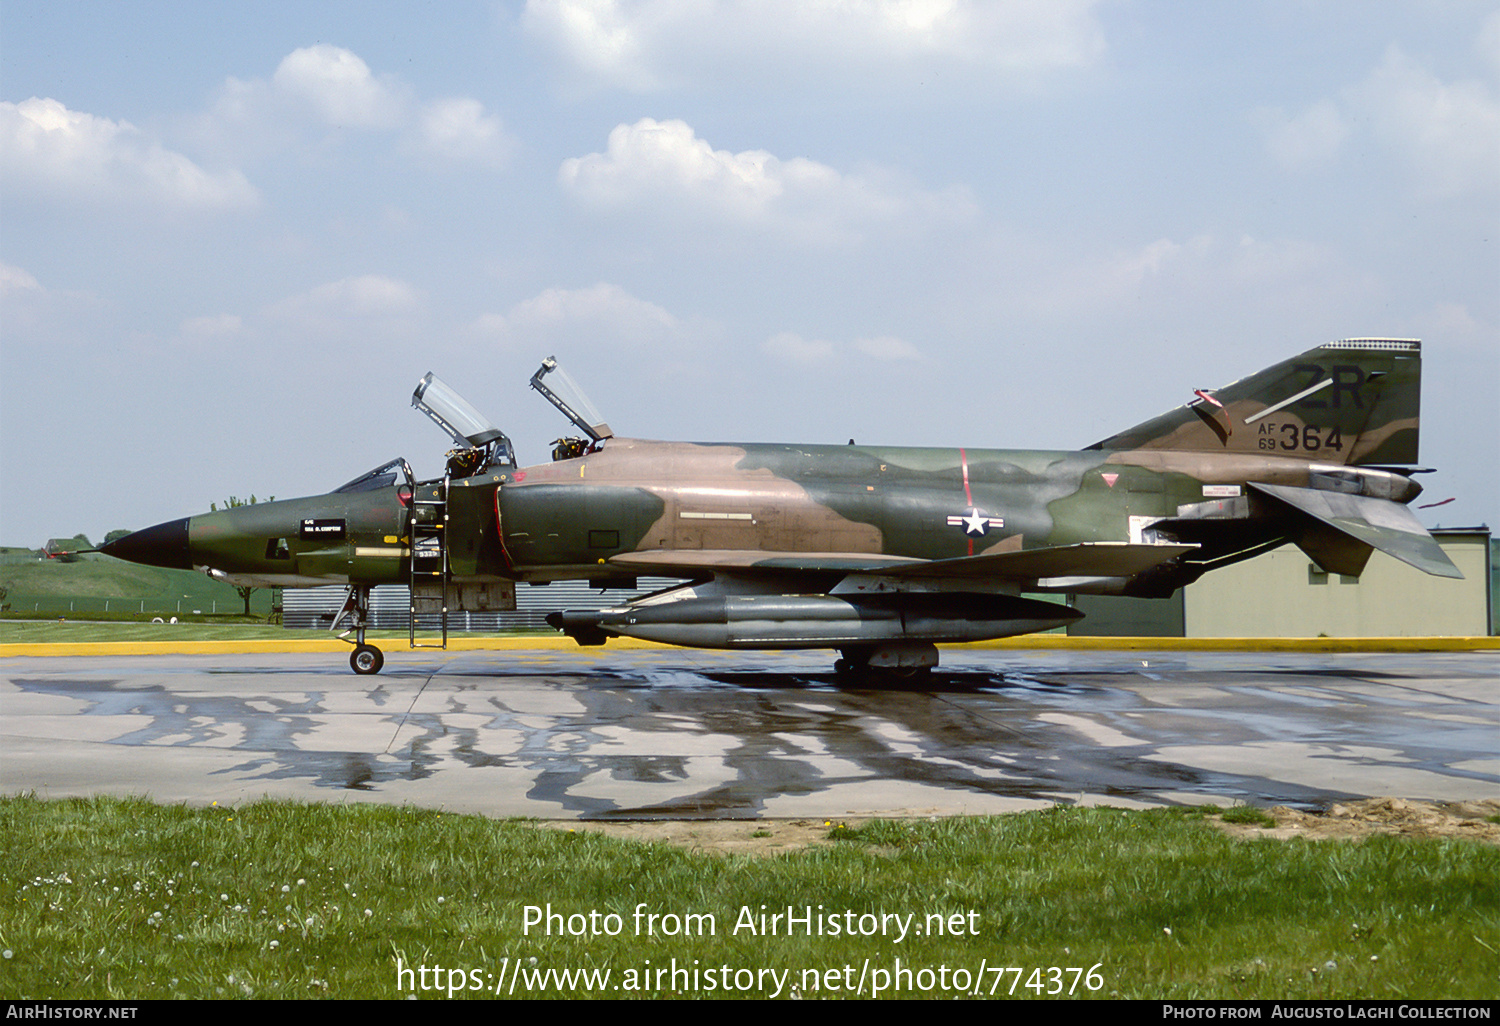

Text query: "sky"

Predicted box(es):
[2, 1, 1497, 547]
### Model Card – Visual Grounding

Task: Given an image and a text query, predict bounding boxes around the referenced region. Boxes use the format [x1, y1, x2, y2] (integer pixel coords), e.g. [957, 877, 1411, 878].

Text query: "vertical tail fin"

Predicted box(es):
[1088, 339, 1422, 465]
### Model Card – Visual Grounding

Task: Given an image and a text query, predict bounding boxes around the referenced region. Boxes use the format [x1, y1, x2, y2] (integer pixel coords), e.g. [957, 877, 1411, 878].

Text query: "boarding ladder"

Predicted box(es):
[408, 472, 450, 649]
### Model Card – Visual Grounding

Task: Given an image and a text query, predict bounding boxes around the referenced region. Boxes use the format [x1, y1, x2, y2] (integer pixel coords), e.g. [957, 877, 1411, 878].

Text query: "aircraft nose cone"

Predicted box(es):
[99, 517, 192, 570]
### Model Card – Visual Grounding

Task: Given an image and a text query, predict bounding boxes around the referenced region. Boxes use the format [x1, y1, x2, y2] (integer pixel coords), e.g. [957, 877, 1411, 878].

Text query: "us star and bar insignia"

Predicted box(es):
[947, 508, 1005, 536]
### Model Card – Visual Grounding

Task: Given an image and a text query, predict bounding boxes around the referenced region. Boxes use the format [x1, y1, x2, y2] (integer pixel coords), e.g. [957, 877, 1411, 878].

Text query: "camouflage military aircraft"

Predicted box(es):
[101, 340, 1459, 676]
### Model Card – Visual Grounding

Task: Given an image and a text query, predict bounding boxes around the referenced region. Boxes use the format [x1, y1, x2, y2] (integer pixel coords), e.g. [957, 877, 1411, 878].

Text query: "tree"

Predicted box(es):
[211, 495, 274, 617]
[104, 529, 133, 544]
[209, 495, 270, 512]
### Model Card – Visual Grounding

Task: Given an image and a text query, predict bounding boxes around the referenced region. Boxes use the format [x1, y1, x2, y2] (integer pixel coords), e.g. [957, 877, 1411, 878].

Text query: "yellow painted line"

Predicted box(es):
[0, 636, 674, 657]
[0, 636, 1495, 658]
[954, 636, 1499, 652]
[1, 639, 358, 657]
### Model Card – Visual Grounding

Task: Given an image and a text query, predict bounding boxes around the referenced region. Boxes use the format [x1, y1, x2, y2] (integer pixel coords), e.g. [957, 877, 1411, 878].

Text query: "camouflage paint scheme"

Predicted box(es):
[102, 339, 1458, 674]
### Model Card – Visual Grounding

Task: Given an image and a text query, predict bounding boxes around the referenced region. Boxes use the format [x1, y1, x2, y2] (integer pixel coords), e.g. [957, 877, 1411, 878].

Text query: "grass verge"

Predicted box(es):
[0, 620, 551, 644]
[2, 797, 1495, 1000]
[0, 621, 304, 643]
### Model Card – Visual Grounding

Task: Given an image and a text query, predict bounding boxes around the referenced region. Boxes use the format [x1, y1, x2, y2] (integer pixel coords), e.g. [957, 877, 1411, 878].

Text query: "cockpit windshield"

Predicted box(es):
[334, 458, 414, 494]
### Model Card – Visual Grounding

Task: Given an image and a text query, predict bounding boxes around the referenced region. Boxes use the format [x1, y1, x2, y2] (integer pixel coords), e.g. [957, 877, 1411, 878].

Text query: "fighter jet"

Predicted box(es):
[101, 340, 1460, 676]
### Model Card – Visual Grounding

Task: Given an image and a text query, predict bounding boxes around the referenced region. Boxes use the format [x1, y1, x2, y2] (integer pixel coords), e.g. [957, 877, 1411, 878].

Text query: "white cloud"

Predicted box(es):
[1253, 100, 1350, 171]
[561, 118, 795, 215]
[763, 331, 837, 365]
[1258, 33, 1500, 199]
[1111, 235, 1214, 286]
[524, 0, 663, 91]
[1408, 302, 1499, 361]
[417, 98, 513, 166]
[1480, 11, 1500, 77]
[1018, 233, 1343, 320]
[513, 282, 677, 331]
[1224, 235, 1328, 286]
[271, 45, 409, 129]
[0, 262, 41, 295]
[559, 117, 974, 241]
[1425, 302, 1481, 335]
[763, 330, 920, 366]
[468, 283, 683, 348]
[207, 46, 508, 166]
[523, 0, 1106, 92]
[1345, 45, 1500, 199]
[266, 275, 424, 338]
[0, 97, 257, 210]
[301, 275, 422, 316]
[852, 335, 921, 361]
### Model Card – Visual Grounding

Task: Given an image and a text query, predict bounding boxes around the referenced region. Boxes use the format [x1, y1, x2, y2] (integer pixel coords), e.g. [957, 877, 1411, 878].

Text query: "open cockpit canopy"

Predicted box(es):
[530, 356, 613, 442]
[413, 372, 507, 446]
[412, 372, 516, 472]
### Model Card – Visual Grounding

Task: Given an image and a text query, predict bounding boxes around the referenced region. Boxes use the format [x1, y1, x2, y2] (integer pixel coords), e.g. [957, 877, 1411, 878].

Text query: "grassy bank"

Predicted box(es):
[2, 797, 1494, 1000]
[0, 551, 275, 617]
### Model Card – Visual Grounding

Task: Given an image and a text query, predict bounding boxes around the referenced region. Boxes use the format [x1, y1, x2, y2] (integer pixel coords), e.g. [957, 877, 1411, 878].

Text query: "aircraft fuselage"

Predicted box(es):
[98, 339, 1453, 675]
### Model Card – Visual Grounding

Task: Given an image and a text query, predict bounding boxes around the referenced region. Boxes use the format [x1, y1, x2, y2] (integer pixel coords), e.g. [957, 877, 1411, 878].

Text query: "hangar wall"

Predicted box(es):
[1072, 529, 1491, 638]
[1182, 529, 1490, 638]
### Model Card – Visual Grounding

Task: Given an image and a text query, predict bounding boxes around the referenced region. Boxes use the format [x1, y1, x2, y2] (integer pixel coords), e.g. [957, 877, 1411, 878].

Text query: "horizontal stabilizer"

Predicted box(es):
[1249, 483, 1462, 579]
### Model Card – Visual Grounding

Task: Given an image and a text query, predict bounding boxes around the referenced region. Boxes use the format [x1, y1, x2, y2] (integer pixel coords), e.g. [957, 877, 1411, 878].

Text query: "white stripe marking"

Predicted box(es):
[1243, 378, 1332, 424]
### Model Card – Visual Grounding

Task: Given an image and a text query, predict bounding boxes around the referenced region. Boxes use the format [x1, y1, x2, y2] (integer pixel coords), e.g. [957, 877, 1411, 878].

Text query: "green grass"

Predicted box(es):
[0, 552, 272, 615]
[0, 621, 549, 643]
[0, 621, 318, 642]
[1220, 806, 1278, 828]
[2, 797, 1495, 1000]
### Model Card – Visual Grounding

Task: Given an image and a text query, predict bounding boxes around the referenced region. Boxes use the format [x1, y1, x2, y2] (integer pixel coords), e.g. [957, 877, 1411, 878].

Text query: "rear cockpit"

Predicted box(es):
[530, 356, 614, 463]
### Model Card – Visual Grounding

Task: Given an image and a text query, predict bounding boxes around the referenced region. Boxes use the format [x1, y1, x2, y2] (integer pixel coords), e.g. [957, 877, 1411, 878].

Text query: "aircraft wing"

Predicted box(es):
[873, 542, 1199, 581]
[1248, 483, 1463, 579]
[610, 542, 1196, 581]
[608, 549, 923, 574]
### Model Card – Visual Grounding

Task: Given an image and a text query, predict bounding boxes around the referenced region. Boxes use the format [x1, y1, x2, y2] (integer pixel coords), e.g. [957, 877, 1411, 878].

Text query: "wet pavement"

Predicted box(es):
[2, 648, 1496, 817]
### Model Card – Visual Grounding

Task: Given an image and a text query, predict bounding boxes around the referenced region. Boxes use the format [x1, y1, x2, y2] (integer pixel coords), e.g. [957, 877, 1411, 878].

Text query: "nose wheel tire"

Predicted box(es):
[350, 644, 384, 675]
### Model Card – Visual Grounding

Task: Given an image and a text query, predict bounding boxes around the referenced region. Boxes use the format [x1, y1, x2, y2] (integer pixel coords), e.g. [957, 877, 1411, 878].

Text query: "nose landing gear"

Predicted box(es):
[334, 585, 385, 675]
